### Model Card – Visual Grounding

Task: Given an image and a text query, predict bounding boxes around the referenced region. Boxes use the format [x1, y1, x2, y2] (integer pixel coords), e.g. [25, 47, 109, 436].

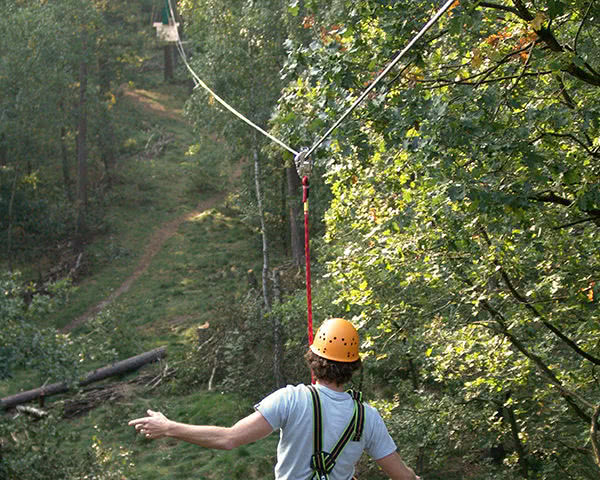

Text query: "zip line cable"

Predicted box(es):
[303, 0, 458, 159]
[165, 0, 300, 157]
[165, 0, 455, 161]
[164, 0, 456, 360]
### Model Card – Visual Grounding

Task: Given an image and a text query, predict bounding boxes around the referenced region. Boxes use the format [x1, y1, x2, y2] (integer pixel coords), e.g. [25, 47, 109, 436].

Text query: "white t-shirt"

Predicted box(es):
[255, 383, 397, 480]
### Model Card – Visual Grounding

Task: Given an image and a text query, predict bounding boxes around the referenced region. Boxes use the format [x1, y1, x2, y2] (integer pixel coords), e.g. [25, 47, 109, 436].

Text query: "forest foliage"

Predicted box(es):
[1, 0, 600, 479]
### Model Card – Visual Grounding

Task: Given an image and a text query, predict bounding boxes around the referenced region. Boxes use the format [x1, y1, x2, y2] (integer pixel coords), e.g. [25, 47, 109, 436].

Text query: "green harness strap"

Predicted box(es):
[307, 385, 365, 480]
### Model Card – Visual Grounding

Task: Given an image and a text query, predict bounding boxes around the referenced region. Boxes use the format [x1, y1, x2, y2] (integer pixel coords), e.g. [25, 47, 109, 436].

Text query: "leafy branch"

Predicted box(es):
[477, 0, 600, 86]
[479, 227, 600, 367]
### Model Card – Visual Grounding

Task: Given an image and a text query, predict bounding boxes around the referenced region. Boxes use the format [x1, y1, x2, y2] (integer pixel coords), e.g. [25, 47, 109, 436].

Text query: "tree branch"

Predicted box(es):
[553, 216, 598, 230]
[542, 131, 600, 158]
[420, 71, 553, 89]
[511, 0, 534, 21]
[592, 404, 600, 471]
[476, 1, 600, 86]
[480, 299, 592, 422]
[555, 75, 576, 109]
[574, 0, 596, 54]
[478, 1, 521, 16]
[479, 228, 600, 366]
[529, 191, 573, 207]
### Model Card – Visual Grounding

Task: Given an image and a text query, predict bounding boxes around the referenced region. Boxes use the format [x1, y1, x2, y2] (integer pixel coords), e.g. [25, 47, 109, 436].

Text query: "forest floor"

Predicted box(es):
[60, 80, 248, 332]
[62, 191, 224, 332]
[2, 70, 281, 479]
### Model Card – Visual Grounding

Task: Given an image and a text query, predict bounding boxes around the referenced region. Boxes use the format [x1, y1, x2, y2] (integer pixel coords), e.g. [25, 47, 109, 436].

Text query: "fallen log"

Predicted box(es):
[0, 346, 166, 410]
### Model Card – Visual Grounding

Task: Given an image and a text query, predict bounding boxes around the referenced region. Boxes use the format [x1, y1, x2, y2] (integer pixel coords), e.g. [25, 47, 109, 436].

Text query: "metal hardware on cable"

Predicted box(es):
[304, 0, 458, 159]
[295, 148, 312, 179]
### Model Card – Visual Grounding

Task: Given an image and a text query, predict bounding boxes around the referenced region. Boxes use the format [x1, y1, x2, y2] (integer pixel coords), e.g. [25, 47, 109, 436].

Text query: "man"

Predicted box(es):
[129, 318, 419, 480]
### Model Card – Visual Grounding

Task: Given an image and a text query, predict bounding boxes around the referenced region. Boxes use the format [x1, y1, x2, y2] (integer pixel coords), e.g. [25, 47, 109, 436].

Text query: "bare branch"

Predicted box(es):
[478, 1, 521, 16]
[555, 75, 576, 109]
[553, 216, 598, 230]
[574, 0, 596, 54]
[542, 131, 600, 158]
[420, 71, 553, 89]
[508, 41, 537, 92]
[479, 228, 600, 367]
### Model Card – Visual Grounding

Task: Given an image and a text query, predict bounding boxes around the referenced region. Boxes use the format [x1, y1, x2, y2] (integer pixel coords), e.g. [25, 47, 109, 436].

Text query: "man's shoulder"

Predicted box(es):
[262, 383, 309, 403]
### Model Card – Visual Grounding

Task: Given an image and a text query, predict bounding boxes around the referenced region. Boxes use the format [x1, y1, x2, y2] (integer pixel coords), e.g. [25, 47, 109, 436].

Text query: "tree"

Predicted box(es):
[0, 0, 155, 268]
[181, 0, 306, 387]
[272, 0, 600, 477]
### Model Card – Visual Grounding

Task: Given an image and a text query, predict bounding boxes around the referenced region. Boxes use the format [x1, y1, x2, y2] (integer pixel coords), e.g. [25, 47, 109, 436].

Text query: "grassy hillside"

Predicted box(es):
[0, 47, 292, 477]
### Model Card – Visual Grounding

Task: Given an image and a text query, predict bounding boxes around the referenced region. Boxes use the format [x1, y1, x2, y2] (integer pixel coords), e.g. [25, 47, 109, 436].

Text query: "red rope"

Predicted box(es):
[303, 176, 313, 347]
[302, 175, 314, 384]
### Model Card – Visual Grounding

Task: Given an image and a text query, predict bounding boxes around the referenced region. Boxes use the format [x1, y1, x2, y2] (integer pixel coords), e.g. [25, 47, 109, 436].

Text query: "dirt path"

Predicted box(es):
[61, 86, 234, 333]
[61, 193, 225, 333]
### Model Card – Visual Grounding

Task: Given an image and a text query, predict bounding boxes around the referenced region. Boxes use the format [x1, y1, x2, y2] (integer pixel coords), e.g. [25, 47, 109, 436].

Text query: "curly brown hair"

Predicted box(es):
[304, 349, 362, 386]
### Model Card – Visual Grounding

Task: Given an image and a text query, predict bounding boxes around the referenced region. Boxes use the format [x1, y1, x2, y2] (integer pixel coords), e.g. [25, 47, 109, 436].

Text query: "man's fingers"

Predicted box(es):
[128, 417, 149, 426]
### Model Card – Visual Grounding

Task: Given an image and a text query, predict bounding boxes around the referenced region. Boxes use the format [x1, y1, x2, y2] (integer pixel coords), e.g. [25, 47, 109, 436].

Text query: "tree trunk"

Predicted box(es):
[591, 404, 600, 472]
[75, 32, 89, 253]
[7, 171, 18, 272]
[164, 45, 174, 82]
[280, 168, 289, 257]
[286, 165, 304, 266]
[98, 55, 116, 189]
[0, 347, 167, 410]
[0, 134, 6, 166]
[271, 268, 285, 388]
[253, 141, 284, 388]
[60, 125, 73, 202]
[504, 404, 529, 478]
[254, 144, 271, 311]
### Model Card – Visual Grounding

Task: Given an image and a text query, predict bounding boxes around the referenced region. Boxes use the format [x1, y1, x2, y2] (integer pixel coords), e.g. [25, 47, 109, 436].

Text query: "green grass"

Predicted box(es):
[2, 61, 279, 479]
[44, 81, 213, 330]
[59, 389, 278, 480]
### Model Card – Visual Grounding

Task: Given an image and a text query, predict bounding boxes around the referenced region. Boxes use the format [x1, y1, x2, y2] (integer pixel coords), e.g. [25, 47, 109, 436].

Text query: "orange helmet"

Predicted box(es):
[310, 318, 360, 362]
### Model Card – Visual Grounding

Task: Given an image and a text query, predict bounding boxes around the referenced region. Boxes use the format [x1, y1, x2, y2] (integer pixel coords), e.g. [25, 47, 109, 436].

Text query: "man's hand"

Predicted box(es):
[128, 409, 170, 439]
[375, 451, 420, 480]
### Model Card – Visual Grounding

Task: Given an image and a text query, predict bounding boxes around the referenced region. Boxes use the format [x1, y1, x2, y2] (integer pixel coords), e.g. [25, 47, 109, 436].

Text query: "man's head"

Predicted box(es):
[305, 318, 362, 385]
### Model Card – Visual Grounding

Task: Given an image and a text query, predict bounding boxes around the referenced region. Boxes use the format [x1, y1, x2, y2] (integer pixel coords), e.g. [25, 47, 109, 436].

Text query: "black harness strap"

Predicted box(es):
[348, 390, 364, 441]
[307, 385, 365, 480]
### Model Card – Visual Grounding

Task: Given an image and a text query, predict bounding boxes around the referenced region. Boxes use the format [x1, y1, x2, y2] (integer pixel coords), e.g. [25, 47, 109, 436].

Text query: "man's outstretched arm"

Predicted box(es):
[128, 409, 273, 450]
[375, 451, 420, 480]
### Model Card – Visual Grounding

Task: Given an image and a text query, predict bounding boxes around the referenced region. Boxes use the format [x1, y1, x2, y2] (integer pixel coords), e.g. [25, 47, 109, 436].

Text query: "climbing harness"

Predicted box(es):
[307, 385, 365, 480]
